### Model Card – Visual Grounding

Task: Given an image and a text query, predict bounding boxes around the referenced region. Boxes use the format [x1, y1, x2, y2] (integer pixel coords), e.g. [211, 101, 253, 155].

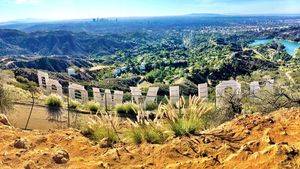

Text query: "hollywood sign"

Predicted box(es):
[37, 70, 274, 107]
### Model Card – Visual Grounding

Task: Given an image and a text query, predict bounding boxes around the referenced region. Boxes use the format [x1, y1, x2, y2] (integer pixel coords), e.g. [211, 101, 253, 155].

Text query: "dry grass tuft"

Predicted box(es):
[156, 96, 212, 137]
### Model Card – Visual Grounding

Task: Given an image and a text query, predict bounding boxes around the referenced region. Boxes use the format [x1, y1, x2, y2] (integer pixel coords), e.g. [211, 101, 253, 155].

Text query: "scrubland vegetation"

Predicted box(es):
[0, 15, 299, 154]
[74, 96, 213, 145]
[1, 66, 299, 147]
[115, 103, 139, 119]
[72, 66, 299, 146]
[75, 76, 299, 146]
[78, 113, 120, 147]
[68, 99, 80, 110]
[84, 101, 101, 114]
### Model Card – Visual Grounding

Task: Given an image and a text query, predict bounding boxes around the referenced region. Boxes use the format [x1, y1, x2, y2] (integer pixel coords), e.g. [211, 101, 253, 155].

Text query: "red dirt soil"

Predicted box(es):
[1, 108, 300, 169]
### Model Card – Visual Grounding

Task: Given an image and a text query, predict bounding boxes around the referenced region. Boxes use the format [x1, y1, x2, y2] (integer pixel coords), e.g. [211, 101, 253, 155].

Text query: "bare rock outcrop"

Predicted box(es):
[13, 138, 28, 149]
[53, 149, 70, 164]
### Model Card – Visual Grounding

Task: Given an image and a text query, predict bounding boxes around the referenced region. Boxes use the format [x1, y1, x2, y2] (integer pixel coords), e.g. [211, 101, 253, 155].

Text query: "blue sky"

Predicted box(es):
[1, 0, 300, 22]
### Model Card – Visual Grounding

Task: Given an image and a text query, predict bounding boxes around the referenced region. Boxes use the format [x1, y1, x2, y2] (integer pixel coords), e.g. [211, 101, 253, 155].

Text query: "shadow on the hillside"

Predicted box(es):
[47, 107, 63, 122]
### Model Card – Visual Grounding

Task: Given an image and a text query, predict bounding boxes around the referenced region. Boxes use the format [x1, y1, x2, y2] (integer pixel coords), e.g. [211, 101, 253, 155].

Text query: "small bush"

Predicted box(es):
[145, 101, 158, 111]
[127, 123, 168, 145]
[127, 127, 143, 145]
[14, 76, 38, 92]
[78, 114, 121, 147]
[45, 94, 63, 120]
[68, 99, 81, 110]
[84, 101, 101, 114]
[156, 96, 212, 137]
[93, 126, 119, 145]
[143, 126, 167, 144]
[0, 85, 13, 114]
[45, 94, 63, 108]
[16, 76, 29, 83]
[80, 123, 119, 146]
[123, 92, 132, 102]
[115, 103, 138, 119]
[170, 118, 202, 137]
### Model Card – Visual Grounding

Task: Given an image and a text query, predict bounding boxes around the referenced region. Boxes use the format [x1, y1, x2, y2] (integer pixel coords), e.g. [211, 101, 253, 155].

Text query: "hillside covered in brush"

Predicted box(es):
[0, 29, 134, 56]
[2, 24, 299, 85]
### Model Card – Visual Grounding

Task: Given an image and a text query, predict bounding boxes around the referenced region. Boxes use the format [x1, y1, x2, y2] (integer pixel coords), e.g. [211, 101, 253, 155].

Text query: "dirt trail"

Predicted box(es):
[1, 108, 300, 169]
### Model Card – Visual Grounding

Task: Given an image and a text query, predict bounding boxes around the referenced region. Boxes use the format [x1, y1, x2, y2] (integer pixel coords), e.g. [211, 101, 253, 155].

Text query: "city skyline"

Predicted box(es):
[1, 0, 300, 22]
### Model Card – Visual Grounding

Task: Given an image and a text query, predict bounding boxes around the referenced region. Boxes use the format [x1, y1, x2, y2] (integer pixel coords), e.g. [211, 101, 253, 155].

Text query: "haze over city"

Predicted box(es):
[1, 0, 300, 22]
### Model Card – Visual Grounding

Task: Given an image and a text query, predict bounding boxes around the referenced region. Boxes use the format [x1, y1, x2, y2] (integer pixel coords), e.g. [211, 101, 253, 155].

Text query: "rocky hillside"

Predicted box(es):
[0, 108, 299, 168]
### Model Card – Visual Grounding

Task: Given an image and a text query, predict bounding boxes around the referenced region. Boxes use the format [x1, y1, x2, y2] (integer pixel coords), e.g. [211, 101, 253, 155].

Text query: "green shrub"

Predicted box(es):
[93, 126, 119, 145]
[16, 76, 29, 83]
[143, 126, 167, 144]
[145, 101, 158, 111]
[115, 103, 138, 119]
[85, 101, 101, 114]
[157, 96, 212, 137]
[159, 96, 169, 105]
[68, 99, 81, 110]
[123, 92, 132, 102]
[0, 85, 13, 114]
[45, 94, 63, 108]
[80, 123, 119, 147]
[170, 118, 202, 137]
[14, 76, 38, 92]
[127, 127, 143, 145]
[45, 94, 63, 120]
[169, 120, 185, 137]
[127, 124, 168, 145]
[78, 113, 121, 147]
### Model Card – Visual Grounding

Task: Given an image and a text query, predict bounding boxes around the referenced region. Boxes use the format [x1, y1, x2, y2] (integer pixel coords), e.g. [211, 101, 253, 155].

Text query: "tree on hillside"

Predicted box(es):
[217, 88, 244, 120]
[250, 84, 300, 114]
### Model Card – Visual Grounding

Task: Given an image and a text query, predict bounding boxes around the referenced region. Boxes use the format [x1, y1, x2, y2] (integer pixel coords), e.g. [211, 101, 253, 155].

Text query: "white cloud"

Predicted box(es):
[15, 0, 39, 4]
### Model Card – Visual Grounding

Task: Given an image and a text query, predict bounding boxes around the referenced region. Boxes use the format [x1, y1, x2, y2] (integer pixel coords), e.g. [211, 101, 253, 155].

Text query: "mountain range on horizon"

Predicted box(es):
[1, 14, 300, 35]
[0, 14, 299, 58]
[2, 13, 300, 25]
